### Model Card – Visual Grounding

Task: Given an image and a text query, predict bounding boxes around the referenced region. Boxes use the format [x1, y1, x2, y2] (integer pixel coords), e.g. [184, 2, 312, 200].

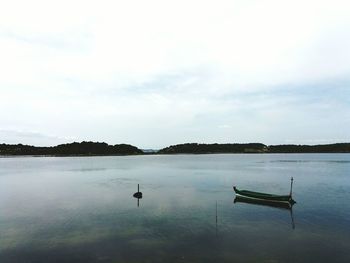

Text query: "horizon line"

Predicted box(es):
[1, 140, 350, 150]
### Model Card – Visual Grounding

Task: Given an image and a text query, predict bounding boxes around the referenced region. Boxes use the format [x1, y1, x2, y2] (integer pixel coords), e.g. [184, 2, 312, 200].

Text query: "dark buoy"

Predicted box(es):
[133, 184, 142, 199]
[133, 184, 142, 207]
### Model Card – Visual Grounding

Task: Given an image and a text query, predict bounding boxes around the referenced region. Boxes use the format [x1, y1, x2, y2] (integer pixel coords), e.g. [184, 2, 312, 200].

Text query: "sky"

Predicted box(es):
[0, 0, 350, 149]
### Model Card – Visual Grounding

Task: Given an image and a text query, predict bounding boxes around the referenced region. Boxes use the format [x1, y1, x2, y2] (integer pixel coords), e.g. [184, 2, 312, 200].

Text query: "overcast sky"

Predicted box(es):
[1, 0, 350, 148]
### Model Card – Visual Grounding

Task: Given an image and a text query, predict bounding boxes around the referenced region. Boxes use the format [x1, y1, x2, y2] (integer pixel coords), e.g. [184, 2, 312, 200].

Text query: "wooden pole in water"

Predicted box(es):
[216, 201, 218, 237]
[290, 177, 294, 197]
[138, 184, 139, 193]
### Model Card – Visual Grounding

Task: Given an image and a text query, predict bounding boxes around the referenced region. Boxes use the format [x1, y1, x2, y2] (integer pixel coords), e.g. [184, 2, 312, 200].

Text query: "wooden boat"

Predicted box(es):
[233, 177, 295, 204]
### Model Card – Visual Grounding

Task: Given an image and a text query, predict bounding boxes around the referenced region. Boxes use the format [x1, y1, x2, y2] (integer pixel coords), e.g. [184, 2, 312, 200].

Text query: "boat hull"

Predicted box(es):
[233, 186, 295, 204]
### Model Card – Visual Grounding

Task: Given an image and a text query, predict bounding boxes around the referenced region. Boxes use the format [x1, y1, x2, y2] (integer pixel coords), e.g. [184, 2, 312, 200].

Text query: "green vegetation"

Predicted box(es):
[158, 143, 350, 154]
[268, 143, 350, 153]
[158, 143, 268, 154]
[1, 142, 349, 156]
[0, 141, 143, 156]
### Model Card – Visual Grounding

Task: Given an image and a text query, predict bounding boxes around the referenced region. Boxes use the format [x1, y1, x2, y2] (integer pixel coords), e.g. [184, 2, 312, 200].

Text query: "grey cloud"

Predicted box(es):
[0, 129, 72, 146]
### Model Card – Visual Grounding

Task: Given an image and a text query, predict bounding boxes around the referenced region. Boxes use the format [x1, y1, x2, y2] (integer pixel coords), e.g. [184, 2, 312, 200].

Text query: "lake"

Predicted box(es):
[0, 154, 349, 262]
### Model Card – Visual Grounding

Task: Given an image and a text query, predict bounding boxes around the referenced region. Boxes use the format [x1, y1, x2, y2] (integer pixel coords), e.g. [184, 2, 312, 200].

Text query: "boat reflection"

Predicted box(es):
[234, 196, 296, 229]
[234, 195, 293, 209]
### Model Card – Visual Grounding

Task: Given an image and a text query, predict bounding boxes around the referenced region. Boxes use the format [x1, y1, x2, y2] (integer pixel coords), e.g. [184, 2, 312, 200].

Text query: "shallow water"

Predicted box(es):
[0, 154, 349, 262]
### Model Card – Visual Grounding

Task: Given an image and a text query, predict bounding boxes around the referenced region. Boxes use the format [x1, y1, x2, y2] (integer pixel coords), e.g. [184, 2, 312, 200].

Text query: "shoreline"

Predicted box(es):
[1, 152, 350, 158]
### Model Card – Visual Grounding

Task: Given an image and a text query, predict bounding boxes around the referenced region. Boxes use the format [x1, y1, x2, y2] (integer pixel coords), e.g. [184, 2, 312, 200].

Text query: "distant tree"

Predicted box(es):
[0, 142, 143, 156]
[158, 143, 268, 154]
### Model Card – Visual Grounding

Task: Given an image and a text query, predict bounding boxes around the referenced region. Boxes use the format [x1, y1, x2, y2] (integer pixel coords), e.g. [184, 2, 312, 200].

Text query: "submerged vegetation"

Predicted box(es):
[0, 142, 350, 156]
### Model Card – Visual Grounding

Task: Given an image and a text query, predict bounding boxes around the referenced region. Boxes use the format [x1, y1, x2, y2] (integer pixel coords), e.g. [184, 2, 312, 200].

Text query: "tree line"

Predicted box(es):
[1, 142, 349, 156]
[159, 143, 350, 154]
[0, 141, 143, 156]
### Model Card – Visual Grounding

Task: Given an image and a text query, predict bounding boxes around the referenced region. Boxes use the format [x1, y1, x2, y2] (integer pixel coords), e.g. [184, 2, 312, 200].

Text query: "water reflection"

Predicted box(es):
[234, 196, 296, 229]
[234, 195, 293, 210]
[1, 154, 350, 262]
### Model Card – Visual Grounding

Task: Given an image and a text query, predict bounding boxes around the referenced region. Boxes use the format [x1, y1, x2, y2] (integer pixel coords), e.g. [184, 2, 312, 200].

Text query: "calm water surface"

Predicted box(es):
[0, 154, 349, 262]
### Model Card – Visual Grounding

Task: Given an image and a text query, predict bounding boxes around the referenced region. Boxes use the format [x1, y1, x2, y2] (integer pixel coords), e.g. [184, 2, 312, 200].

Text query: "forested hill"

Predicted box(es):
[158, 143, 350, 154]
[0, 141, 143, 156]
[268, 143, 350, 153]
[1, 142, 350, 156]
[158, 143, 268, 154]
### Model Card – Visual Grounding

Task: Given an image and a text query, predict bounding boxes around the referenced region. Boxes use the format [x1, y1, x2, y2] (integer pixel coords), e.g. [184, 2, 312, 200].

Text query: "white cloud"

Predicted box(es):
[0, 0, 350, 147]
[0, 129, 71, 146]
